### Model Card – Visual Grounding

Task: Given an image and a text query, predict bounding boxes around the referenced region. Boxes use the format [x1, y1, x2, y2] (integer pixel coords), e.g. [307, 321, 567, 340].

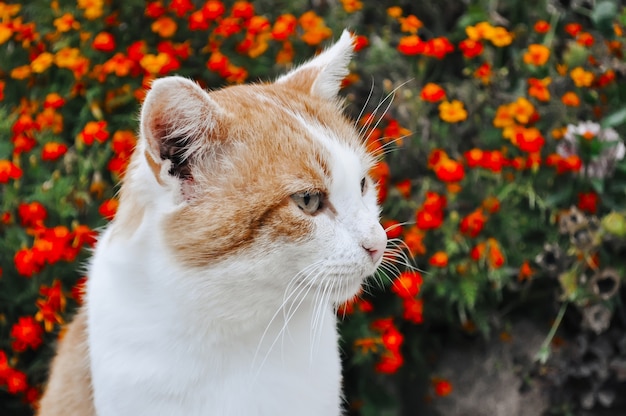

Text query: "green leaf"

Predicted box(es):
[592, 1, 619, 38]
[459, 278, 479, 310]
[601, 107, 626, 129]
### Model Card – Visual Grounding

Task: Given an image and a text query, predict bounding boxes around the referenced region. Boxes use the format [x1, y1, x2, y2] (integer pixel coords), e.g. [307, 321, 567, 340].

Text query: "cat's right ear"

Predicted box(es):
[139, 76, 226, 186]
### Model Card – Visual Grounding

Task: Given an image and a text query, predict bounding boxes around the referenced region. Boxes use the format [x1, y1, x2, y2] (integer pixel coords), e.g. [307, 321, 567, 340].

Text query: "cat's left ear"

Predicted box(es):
[275, 30, 354, 100]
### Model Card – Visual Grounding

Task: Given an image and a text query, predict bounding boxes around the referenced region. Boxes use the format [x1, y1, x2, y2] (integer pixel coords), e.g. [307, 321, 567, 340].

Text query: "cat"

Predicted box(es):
[38, 30, 389, 416]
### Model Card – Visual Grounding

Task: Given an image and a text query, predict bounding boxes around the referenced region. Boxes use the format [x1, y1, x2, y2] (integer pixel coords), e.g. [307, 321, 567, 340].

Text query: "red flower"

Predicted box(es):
[423, 191, 447, 213]
[78, 121, 109, 145]
[92, 32, 116, 52]
[71, 276, 88, 305]
[42, 142, 68, 161]
[391, 271, 423, 298]
[512, 127, 545, 153]
[17, 201, 46, 227]
[423, 37, 454, 59]
[565, 22, 582, 37]
[459, 38, 483, 58]
[429, 251, 449, 268]
[375, 349, 404, 374]
[145, 1, 167, 18]
[11, 316, 44, 352]
[402, 297, 424, 324]
[6, 368, 28, 394]
[271, 14, 297, 41]
[382, 219, 403, 240]
[578, 191, 599, 214]
[416, 209, 444, 230]
[433, 156, 465, 183]
[0, 160, 22, 183]
[459, 209, 487, 238]
[397, 35, 425, 55]
[420, 82, 446, 102]
[433, 378, 453, 397]
[232, 1, 255, 19]
[534, 20, 551, 34]
[14, 248, 41, 277]
[99, 198, 119, 220]
[169, 0, 194, 17]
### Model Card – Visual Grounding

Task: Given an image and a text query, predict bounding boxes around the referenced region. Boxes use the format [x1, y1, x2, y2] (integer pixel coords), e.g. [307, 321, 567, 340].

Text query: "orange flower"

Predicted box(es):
[397, 35, 424, 55]
[0, 160, 23, 183]
[518, 260, 534, 282]
[386, 6, 403, 18]
[481, 196, 500, 213]
[466, 22, 494, 41]
[511, 126, 545, 153]
[298, 11, 331, 46]
[42, 142, 68, 161]
[140, 52, 170, 74]
[523, 44, 550, 66]
[489, 27, 514, 47]
[92, 31, 116, 52]
[474, 62, 492, 84]
[433, 155, 465, 183]
[570, 67, 594, 87]
[152, 16, 177, 38]
[487, 238, 505, 269]
[423, 37, 454, 59]
[404, 226, 426, 256]
[510, 97, 536, 125]
[576, 32, 594, 47]
[420, 82, 446, 102]
[561, 91, 580, 107]
[11, 64, 31, 80]
[77, 0, 104, 20]
[202, 0, 225, 19]
[53, 13, 80, 32]
[528, 77, 551, 102]
[399, 14, 423, 34]
[340, 0, 362, 13]
[438, 100, 468, 123]
[429, 251, 449, 268]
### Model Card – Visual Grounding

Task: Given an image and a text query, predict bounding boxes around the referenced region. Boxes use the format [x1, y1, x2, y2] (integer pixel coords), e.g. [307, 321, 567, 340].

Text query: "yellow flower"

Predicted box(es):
[0, 2, 20, 20]
[570, 67, 594, 87]
[54, 47, 81, 68]
[489, 27, 514, 47]
[511, 97, 535, 124]
[466, 22, 494, 41]
[438, 100, 468, 123]
[140, 53, 170, 74]
[77, 0, 104, 20]
[0, 23, 11, 45]
[31, 52, 54, 73]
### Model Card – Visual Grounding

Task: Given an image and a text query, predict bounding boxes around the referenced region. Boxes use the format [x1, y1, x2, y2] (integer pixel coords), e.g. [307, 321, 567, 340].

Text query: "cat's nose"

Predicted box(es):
[363, 226, 387, 264]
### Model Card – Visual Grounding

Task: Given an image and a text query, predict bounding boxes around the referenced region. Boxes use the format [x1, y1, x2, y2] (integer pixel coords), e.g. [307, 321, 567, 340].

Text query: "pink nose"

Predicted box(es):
[363, 240, 386, 264]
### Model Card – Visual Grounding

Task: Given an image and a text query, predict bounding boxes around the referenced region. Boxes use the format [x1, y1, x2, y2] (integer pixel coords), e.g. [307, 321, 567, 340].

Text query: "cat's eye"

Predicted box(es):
[360, 177, 367, 195]
[292, 191, 323, 215]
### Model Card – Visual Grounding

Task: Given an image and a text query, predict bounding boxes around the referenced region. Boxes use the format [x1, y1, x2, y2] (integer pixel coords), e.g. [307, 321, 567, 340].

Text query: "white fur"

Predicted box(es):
[86, 32, 386, 416]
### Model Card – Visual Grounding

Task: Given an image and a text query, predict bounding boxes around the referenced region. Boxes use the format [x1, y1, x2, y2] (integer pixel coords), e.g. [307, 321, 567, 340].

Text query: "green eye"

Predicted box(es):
[292, 191, 322, 215]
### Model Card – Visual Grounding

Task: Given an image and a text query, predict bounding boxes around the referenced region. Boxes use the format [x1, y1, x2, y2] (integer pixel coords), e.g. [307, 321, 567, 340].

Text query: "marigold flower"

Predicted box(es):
[382, 219, 403, 239]
[391, 271, 423, 298]
[518, 260, 534, 282]
[103, 52, 137, 77]
[424, 37, 454, 59]
[460, 209, 487, 238]
[272, 14, 297, 41]
[466, 22, 494, 41]
[99, 198, 119, 220]
[565, 22, 582, 37]
[578, 191, 599, 214]
[512, 126, 545, 153]
[10, 316, 43, 352]
[438, 100, 468, 123]
[534, 20, 551, 33]
[397, 35, 424, 55]
[92, 31, 116, 52]
[151, 16, 177, 38]
[576, 32, 594, 47]
[528, 77, 551, 102]
[459, 38, 483, 58]
[433, 156, 465, 183]
[6, 368, 28, 394]
[523, 44, 550, 66]
[340, 0, 362, 13]
[386, 6, 403, 18]
[188, 9, 209, 30]
[31, 52, 54, 73]
[570, 66, 594, 87]
[202, 0, 225, 19]
[41, 142, 68, 161]
[394, 179, 411, 199]
[402, 297, 424, 324]
[489, 27, 514, 47]
[399, 14, 422, 34]
[420, 82, 446, 102]
[487, 238, 505, 268]
[433, 378, 453, 397]
[0, 160, 23, 183]
[78, 120, 109, 145]
[299, 11, 332, 46]
[10, 64, 31, 80]
[215, 16, 243, 37]
[429, 251, 448, 268]
[35, 297, 65, 332]
[375, 350, 404, 374]
[403, 226, 426, 256]
[353, 34, 369, 52]
[78, 0, 104, 20]
[561, 91, 580, 107]
[481, 196, 500, 213]
[510, 97, 535, 125]
[416, 209, 444, 230]
[169, 0, 194, 17]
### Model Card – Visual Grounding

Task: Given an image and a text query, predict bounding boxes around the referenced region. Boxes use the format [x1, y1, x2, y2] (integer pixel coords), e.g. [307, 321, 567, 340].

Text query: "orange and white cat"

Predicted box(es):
[39, 31, 388, 415]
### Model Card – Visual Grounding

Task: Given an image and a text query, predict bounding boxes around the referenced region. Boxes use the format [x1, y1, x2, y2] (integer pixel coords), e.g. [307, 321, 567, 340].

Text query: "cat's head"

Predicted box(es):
[119, 31, 387, 305]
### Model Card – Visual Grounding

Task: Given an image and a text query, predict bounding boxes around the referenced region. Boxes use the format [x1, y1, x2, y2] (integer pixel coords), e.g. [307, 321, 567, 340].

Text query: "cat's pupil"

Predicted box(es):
[360, 177, 366, 194]
[303, 193, 311, 206]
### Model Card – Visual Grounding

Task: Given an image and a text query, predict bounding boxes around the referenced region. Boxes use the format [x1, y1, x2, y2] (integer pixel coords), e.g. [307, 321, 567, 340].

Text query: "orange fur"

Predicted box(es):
[37, 307, 94, 416]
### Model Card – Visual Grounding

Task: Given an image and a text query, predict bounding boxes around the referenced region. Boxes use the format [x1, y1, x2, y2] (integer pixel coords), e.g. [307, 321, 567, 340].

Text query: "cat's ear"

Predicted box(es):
[140, 76, 225, 184]
[275, 30, 354, 100]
